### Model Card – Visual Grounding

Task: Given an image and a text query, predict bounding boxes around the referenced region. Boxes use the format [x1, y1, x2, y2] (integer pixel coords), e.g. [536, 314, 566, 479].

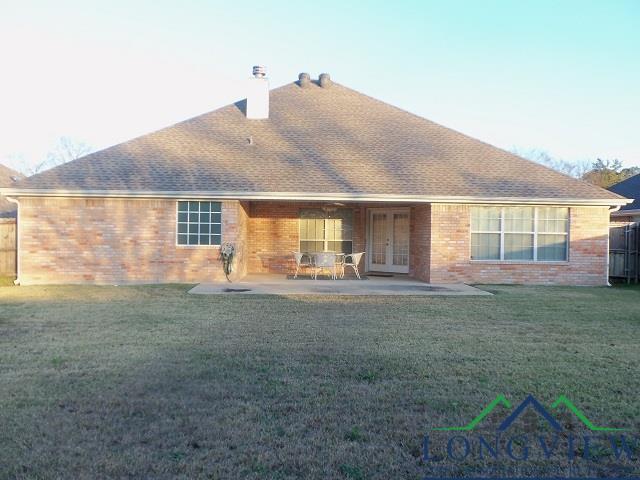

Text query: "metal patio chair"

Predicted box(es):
[340, 252, 365, 279]
[313, 252, 337, 280]
[292, 251, 314, 278]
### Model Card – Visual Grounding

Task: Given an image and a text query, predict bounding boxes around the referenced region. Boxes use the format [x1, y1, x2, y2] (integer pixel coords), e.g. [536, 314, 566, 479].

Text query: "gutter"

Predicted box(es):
[611, 208, 640, 217]
[5, 197, 20, 285]
[0, 188, 632, 208]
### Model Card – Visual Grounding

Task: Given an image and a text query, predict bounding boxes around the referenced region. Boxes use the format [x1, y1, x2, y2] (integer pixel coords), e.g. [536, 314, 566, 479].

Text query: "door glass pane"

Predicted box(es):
[504, 233, 534, 260]
[471, 233, 500, 260]
[392, 213, 409, 265]
[371, 213, 387, 264]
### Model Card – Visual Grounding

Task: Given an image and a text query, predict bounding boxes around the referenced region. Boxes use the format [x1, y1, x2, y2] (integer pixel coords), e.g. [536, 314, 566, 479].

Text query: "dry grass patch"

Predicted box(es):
[0, 284, 639, 479]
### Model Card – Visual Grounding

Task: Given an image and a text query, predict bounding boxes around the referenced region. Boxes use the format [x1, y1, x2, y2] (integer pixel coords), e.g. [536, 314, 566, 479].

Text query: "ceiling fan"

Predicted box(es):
[321, 202, 346, 214]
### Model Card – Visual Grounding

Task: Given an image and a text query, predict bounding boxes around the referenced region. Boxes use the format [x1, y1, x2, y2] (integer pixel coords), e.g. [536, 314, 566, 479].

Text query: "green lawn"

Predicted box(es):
[0, 284, 639, 479]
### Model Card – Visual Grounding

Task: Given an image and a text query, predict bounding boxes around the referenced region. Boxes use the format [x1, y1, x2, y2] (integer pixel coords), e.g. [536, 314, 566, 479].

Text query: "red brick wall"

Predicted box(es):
[17, 197, 248, 285]
[428, 204, 611, 286]
[409, 204, 430, 282]
[16, 197, 611, 286]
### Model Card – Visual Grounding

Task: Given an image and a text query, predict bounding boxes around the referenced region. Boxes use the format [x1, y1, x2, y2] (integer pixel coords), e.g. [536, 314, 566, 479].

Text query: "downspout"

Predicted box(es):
[6, 197, 20, 285]
[606, 206, 622, 287]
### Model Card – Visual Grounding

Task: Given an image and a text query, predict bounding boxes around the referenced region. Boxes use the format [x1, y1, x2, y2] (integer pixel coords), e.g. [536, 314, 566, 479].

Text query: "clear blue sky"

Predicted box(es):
[1, 0, 638, 173]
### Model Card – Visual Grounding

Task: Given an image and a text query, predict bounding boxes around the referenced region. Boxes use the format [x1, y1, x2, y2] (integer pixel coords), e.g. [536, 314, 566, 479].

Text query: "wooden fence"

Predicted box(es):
[0, 218, 17, 276]
[609, 222, 639, 283]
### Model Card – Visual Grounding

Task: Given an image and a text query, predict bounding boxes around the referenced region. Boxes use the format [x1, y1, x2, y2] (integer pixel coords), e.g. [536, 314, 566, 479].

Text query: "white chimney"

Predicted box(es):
[246, 65, 269, 119]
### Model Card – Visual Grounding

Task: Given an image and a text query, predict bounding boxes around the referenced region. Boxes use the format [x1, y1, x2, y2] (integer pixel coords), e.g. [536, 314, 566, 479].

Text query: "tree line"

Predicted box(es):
[514, 149, 639, 189]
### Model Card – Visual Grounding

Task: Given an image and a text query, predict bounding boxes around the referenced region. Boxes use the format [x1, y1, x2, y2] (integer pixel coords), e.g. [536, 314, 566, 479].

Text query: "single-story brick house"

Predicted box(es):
[0, 70, 631, 286]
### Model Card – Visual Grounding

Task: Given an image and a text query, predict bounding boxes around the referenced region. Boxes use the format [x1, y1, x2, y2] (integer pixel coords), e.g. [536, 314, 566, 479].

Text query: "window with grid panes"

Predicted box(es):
[176, 201, 222, 246]
[470, 206, 568, 261]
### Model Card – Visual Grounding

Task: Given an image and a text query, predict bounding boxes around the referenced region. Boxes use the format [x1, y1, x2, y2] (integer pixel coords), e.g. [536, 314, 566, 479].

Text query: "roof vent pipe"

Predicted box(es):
[298, 72, 311, 88]
[319, 73, 331, 88]
[247, 66, 269, 119]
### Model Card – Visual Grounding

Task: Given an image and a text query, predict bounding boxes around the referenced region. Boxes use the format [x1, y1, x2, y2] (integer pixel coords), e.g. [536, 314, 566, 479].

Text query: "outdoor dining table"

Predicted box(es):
[302, 252, 345, 279]
[302, 252, 345, 261]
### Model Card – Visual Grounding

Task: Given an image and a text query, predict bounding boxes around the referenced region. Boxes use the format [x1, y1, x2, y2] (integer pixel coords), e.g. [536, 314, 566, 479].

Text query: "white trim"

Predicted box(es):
[499, 208, 505, 261]
[533, 208, 539, 262]
[366, 207, 410, 273]
[0, 188, 631, 207]
[611, 208, 640, 217]
[470, 260, 569, 265]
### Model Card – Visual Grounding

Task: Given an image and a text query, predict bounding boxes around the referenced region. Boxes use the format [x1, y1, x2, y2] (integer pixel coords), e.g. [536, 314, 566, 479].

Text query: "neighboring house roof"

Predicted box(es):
[3, 78, 628, 206]
[0, 164, 24, 218]
[609, 174, 640, 214]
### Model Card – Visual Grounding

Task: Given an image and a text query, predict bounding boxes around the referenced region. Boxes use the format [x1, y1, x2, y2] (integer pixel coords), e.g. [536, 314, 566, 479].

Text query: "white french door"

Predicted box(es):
[367, 208, 410, 273]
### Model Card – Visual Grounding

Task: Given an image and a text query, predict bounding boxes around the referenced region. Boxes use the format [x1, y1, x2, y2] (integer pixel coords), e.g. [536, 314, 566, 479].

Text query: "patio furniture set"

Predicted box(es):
[292, 252, 365, 280]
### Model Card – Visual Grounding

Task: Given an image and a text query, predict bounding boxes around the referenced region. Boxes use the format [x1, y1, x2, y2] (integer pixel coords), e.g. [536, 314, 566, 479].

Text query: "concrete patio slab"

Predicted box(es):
[188, 274, 491, 296]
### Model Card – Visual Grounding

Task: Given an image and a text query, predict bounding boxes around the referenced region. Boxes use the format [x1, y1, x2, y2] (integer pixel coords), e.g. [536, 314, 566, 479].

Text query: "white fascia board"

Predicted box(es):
[0, 188, 632, 207]
[611, 208, 640, 216]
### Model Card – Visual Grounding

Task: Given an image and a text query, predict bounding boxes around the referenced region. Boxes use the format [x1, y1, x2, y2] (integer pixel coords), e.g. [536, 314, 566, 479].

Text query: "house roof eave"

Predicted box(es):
[0, 188, 632, 207]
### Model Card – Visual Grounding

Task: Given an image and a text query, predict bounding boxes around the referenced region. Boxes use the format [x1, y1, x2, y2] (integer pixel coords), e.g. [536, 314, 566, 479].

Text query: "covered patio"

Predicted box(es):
[188, 273, 490, 296]
[240, 200, 431, 281]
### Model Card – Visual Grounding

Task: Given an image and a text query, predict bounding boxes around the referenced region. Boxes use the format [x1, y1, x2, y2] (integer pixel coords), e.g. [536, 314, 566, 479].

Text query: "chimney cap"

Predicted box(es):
[319, 73, 331, 88]
[298, 72, 311, 87]
[252, 65, 267, 78]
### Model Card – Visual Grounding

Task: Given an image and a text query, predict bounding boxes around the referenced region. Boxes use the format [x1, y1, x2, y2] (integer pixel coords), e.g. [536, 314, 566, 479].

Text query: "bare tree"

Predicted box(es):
[513, 148, 639, 188]
[511, 148, 590, 179]
[30, 136, 92, 175]
[1, 153, 29, 176]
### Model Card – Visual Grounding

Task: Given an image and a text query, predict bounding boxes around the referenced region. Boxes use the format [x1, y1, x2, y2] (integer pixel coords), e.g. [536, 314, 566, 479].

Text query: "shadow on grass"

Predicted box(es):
[1, 285, 639, 478]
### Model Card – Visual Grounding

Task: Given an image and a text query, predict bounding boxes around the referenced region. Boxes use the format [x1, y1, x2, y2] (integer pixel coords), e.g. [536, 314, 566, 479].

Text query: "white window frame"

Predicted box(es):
[176, 200, 222, 248]
[470, 206, 569, 262]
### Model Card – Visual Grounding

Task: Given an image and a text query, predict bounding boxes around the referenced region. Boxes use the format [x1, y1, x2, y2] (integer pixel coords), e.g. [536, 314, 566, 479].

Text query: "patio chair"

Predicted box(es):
[292, 251, 314, 279]
[313, 252, 337, 280]
[334, 253, 346, 279]
[340, 252, 365, 279]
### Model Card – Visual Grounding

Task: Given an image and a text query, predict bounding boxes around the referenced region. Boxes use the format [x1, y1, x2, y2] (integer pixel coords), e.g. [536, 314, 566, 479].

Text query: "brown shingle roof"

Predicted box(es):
[0, 164, 24, 218]
[10, 81, 626, 203]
